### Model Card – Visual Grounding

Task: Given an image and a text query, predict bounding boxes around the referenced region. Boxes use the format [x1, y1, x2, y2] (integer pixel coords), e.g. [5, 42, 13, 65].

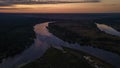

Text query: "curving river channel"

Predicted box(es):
[0, 22, 120, 68]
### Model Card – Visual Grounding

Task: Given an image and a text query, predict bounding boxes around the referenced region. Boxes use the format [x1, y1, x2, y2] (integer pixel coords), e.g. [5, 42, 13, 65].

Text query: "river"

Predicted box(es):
[0, 22, 120, 68]
[96, 23, 120, 37]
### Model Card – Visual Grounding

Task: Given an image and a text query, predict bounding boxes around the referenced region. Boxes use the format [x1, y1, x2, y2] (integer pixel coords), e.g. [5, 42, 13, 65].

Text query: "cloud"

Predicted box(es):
[0, 1, 12, 6]
[0, 0, 101, 11]
[0, 0, 100, 11]
[0, 0, 100, 6]
[0, 8, 26, 10]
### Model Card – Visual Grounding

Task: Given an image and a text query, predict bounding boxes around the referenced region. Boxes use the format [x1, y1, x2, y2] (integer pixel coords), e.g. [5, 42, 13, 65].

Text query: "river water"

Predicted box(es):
[0, 22, 120, 68]
[96, 23, 120, 37]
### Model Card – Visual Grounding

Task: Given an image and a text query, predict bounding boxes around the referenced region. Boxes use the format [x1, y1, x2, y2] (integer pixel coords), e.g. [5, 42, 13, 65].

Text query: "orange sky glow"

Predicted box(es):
[0, 0, 120, 13]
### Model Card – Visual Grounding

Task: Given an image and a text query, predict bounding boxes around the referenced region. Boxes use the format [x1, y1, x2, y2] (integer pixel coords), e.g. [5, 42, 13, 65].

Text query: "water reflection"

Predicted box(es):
[34, 23, 51, 36]
[0, 22, 63, 68]
[0, 22, 120, 68]
[96, 23, 120, 37]
[0, 22, 51, 68]
[0, 39, 50, 68]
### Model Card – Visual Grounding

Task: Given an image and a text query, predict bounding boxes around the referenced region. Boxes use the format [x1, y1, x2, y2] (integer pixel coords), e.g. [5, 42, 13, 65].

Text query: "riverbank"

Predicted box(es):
[21, 47, 95, 68]
[20, 22, 118, 68]
[47, 20, 120, 55]
[63, 47, 114, 68]
[21, 47, 114, 68]
[0, 14, 48, 63]
[95, 17, 120, 31]
[1, 13, 120, 68]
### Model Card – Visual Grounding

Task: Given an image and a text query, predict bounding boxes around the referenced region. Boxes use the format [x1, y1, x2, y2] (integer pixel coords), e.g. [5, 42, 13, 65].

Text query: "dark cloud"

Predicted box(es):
[0, 0, 100, 6]
[0, 1, 11, 6]
[0, 8, 30, 10]
[0, 8, 21, 10]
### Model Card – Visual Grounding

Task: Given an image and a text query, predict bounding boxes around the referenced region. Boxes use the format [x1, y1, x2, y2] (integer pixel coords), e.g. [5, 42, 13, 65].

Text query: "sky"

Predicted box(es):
[0, 0, 120, 13]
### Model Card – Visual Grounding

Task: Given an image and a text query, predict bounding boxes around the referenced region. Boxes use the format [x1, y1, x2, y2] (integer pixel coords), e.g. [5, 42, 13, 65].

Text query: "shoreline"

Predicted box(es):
[0, 14, 49, 63]
[47, 20, 120, 55]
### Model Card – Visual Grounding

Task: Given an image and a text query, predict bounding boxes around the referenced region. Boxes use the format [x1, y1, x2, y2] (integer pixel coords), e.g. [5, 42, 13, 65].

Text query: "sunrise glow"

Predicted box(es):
[0, 0, 120, 13]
